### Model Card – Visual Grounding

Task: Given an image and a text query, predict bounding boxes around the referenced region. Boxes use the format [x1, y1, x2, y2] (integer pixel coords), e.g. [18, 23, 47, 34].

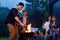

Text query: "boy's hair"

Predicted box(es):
[22, 10, 26, 13]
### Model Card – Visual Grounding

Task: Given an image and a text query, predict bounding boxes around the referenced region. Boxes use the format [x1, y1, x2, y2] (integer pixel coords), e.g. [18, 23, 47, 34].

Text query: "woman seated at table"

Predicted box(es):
[42, 16, 52, 35]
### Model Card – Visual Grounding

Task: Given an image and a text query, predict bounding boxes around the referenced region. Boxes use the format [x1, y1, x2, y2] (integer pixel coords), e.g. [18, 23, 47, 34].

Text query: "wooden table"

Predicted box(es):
[21, 32, 53, 40]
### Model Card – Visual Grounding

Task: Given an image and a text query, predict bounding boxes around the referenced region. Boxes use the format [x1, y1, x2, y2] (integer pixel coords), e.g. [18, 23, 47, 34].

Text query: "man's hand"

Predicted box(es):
[14, 16, 25, 27]
[20, 22, 25, 27]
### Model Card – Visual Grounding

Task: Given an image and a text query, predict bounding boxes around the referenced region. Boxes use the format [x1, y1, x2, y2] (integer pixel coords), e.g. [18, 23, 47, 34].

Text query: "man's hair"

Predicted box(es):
[52, 16, 56, 18]
[17, 2, 24, 7]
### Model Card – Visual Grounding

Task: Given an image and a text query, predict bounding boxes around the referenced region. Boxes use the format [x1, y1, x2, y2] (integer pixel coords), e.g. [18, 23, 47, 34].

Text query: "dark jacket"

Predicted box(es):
[20, 16, 31, 25]
[52, 21, 58, 29]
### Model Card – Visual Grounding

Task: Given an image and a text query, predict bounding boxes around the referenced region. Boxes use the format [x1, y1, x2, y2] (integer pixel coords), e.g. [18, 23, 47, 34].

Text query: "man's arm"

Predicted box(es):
[14, 16, 24, 27]
[10, 8, 24, 26]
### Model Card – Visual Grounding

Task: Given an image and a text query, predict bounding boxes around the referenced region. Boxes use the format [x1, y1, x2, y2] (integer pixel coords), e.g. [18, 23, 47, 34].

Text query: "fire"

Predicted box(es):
[25, 24, 32, 32]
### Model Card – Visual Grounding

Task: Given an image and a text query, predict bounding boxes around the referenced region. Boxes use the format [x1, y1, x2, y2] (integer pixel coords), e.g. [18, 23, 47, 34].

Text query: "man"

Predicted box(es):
[18, 10, 31, 40]
[52, 16, 58, 29]
[5, 2, 24, 40]
[20, 10, 30, 25]
[51, 16, 58, 40]
[20, 10, 31, 32]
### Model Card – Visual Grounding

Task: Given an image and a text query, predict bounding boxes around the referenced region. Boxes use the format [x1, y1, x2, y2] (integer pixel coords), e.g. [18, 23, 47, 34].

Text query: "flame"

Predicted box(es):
[25, 24, 31, 32]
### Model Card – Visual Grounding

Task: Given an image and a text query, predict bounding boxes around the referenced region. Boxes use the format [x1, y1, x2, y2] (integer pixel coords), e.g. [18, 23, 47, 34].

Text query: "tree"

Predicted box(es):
[25, 0, 49, 29]
[0, 7, 10, 37]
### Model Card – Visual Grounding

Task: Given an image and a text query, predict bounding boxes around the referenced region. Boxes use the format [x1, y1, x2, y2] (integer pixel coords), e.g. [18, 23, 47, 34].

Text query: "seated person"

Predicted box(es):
[42, 16, 52, 35]
[49, 16, 59, 40]
[52, 16, 58, 31]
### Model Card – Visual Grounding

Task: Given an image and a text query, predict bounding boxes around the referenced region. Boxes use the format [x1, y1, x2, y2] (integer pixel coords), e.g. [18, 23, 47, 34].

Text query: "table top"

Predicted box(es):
[21, 32, 53, 36]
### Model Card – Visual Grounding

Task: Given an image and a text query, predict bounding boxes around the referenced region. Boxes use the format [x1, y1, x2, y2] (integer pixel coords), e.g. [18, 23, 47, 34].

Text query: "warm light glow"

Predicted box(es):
[25, 24, 32, 32]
